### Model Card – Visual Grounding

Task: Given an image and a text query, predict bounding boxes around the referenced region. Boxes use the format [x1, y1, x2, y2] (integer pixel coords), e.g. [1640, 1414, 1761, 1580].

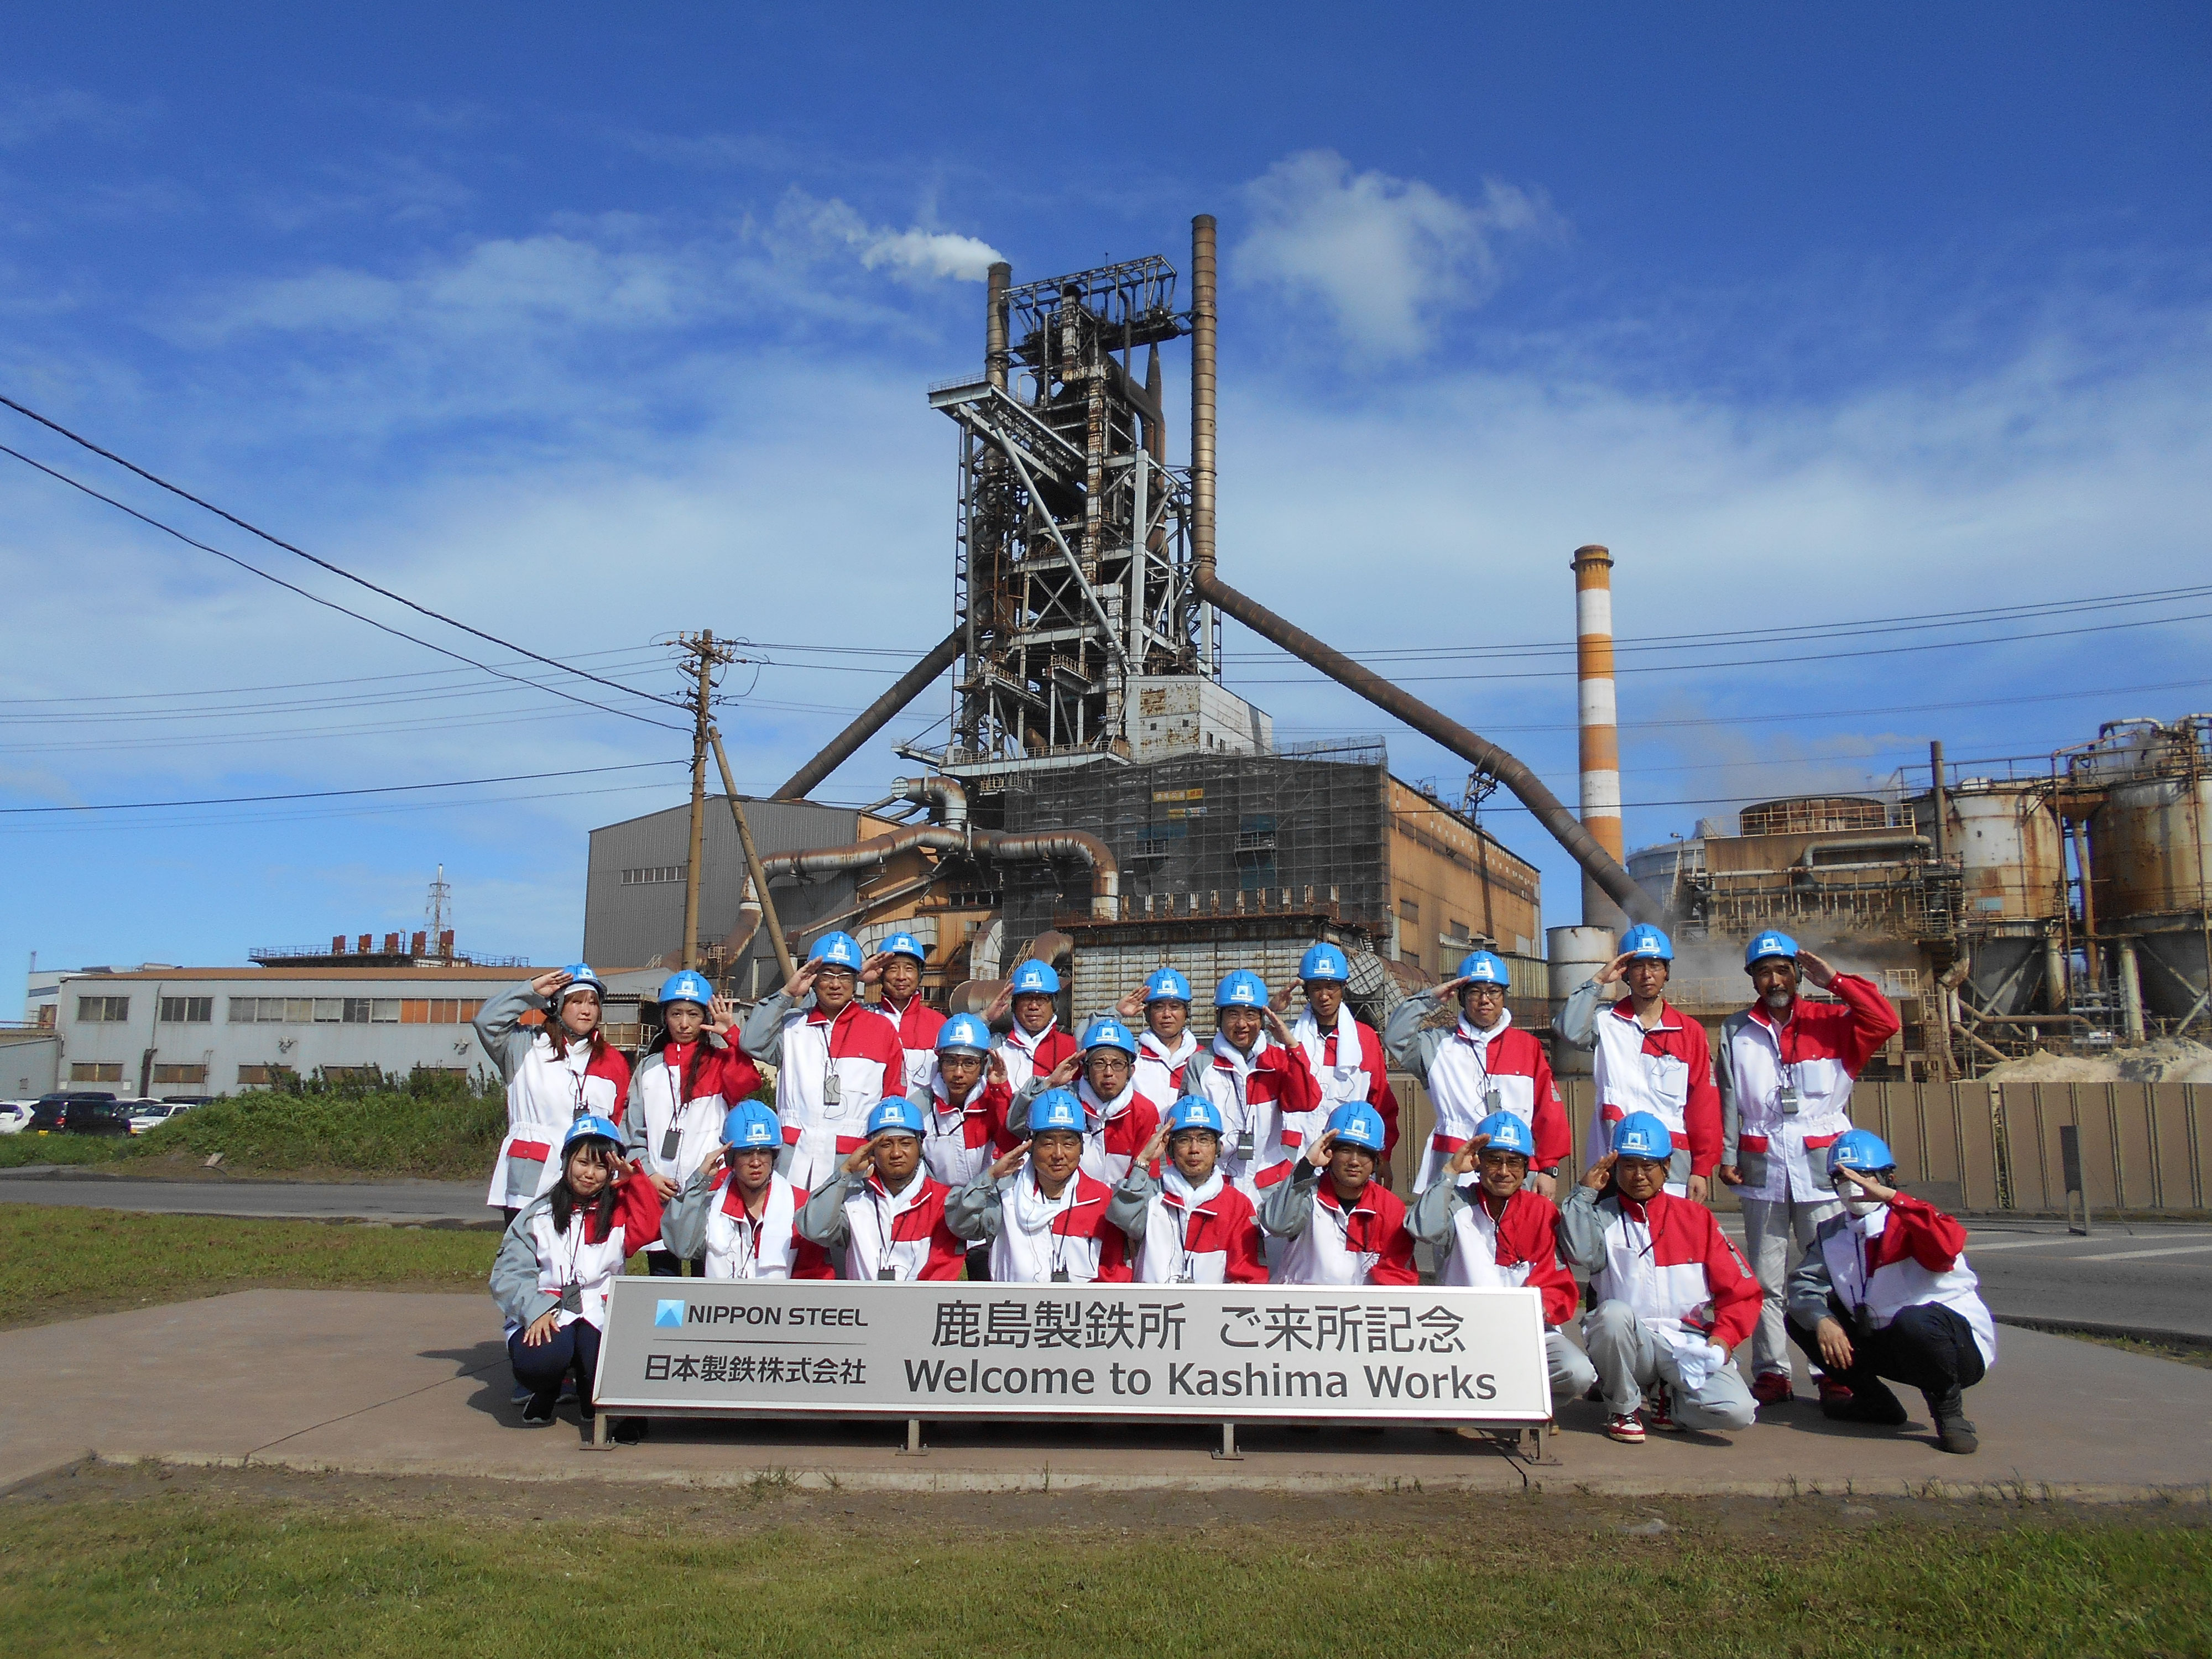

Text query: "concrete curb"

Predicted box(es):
[97, 1448, 2212, 1505]
[1994, 1313, 2212, 1351]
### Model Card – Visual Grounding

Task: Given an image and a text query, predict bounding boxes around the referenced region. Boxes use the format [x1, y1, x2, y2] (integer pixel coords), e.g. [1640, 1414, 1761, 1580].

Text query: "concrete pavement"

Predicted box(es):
[0, 1168, 493, 1227]
[2, 1289, 2206, 1499]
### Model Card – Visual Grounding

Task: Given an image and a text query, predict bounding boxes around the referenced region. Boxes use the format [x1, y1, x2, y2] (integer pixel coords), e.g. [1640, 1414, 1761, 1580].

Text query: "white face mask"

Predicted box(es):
[1840, 1193, 1884, 1219]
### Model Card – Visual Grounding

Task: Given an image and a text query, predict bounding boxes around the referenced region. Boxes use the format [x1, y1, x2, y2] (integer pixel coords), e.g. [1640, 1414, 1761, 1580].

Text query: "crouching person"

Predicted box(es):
[795, 1099, 968, 1281]
[947, 1089, 1131, 1282]
[1258, 1102, 1417, 1285]
[1786, 1130, 1995, 1454]
[660, 1102, 834, 1281]
[1559, 1112, 1762, 1443]
[1107, 1097, 1266, 1284]
[489, 1115, 660, 1437]
[1407, 1110, 1596, 1406]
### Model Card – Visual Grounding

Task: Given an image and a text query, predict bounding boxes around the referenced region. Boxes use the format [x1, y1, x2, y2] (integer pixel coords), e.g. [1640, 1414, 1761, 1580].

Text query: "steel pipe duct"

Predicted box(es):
[774, 628, 963, 800]
[761, 822, 1122, 920]
[894, 773, 968, 830]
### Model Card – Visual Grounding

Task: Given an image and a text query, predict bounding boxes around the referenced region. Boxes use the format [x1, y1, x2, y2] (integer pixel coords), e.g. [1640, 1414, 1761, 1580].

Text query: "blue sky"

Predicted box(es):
[3, 4, 2209, 1007]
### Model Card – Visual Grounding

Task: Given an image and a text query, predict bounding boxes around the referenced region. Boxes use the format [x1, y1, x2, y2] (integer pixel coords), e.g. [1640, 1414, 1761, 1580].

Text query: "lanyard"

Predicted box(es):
[729, 1189, 769, 1277]
[1171, 1194, 1202, 1281]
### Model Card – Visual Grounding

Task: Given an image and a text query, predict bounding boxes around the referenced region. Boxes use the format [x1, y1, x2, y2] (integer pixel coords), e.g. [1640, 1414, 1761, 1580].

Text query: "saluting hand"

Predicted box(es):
[781, 960, 821, 999]
[989, 1140, 1033, 1180]
[1115, 985, 1147, 1023]
[1835, 1166, 1897, 1206]
[1136, 1119, 1173, 1169]
[708, 994, 740, 1036]
[858, 950, 890, 987]
[1043, 1053, 1083, 1089]
[1582, 1152, 1619, 1191]
[984, 983, 1014, 1025]
[1305, 1128, 1337, 1170]
[1594, 952, 1635, 988]
[1260, 1006, 1292, 1047]
[841, 1136, 880, 1177]
[529, 968, 574, 1001]
[1446, 1133, 1492, 1178]
[985, 1050, 1010, 1090]
[1798, 949, 1838, 991]
[1434, 975, 1472, 1000]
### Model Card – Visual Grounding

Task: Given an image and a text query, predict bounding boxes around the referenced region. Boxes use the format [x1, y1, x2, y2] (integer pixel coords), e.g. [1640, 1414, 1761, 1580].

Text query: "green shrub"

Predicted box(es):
[121, 1069, 509, 1177]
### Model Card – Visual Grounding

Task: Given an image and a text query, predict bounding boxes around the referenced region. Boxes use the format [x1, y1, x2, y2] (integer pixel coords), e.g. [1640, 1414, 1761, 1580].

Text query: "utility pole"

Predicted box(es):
[676, 630, 742, 972]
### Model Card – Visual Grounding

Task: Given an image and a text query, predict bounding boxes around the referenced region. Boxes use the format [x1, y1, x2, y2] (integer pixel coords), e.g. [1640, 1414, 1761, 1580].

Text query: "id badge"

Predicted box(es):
[558, 1282, 583, 1314]
[1051, 1268, 1071, 1284]
[659, 1127, 681, 1162]
[1174, 1269, 1195, 1285]
[1483, 1086, 1503, 1113]
[823, 1071, 844, 1110]
[1779, 1083, 1802, 1117]
[1236, 1131, 1255, 1161]
[877, 1265, 898, 1281]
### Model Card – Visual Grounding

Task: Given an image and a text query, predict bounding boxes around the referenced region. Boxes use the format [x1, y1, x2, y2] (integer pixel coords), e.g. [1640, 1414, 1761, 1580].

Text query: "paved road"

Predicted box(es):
[4, 1171, 2206, 1337]
[0, 1168, 492, 1226]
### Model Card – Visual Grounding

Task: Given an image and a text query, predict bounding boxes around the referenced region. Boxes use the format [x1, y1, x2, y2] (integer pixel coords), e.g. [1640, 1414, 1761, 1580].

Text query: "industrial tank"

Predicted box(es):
[1922, 779, 2067, 1015]
[2091, 718, 2211, 1020]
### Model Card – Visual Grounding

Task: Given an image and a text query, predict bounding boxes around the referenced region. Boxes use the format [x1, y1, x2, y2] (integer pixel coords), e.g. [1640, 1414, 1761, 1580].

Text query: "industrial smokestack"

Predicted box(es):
[1573, 544, 1625, 928]
[1190, 215, 1218, 582]
[985, 261, 1011, 390]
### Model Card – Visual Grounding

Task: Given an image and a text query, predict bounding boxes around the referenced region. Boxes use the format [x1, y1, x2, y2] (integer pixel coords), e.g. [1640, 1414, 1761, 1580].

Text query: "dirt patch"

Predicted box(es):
[1983, 1036, 2212, 1084]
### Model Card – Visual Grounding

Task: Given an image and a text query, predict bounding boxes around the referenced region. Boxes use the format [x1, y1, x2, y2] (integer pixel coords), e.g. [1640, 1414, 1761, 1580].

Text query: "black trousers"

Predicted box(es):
[1787, 1301, 1986, 1412]
[509, 1319, 602, 1414]
[645, 1249, 702, 1277]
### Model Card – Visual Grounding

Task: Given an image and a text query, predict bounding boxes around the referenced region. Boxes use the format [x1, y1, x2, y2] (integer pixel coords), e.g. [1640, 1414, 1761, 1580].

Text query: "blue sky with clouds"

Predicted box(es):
[3, 4, 2208, 1005]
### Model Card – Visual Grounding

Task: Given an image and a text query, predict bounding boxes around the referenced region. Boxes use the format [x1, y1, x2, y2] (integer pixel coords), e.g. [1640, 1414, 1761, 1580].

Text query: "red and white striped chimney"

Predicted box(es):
[1572, 544, 1625, 926]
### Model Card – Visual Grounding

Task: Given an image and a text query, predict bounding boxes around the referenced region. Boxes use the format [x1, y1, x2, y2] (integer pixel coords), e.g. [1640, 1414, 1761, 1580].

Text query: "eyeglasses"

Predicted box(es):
[1463, 985, 1507, 1000]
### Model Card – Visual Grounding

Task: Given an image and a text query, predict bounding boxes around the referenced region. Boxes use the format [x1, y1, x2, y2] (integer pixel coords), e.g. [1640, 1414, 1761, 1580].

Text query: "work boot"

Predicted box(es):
[1750, 1370, 1794, 1407]
[1928, 1386, 1978, 1453]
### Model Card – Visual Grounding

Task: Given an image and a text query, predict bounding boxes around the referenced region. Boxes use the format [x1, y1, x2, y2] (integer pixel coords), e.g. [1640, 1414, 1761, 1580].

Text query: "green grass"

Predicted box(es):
[0, 1074, 508, 1178]
[0, 1483, 2204, 1658]
[0, 1207, 500, 1328]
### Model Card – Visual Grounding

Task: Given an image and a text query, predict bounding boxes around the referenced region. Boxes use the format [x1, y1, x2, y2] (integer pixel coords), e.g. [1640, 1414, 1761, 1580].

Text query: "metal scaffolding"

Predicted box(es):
[928, 255, 1213, 773]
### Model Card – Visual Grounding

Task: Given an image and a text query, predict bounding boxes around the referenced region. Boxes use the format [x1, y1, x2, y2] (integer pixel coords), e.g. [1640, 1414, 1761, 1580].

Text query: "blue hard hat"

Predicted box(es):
[1745, 930, 1800, 971]
[867, 1097, 924, 1138]
[1472, 1110, 1536, 1160]
[936, 1013, 992, 1055]
[880, 931, 927, 963]
[1300, 942, 1350, 984]
[556, 963, 607, 1000]
[1144, 966, 1192, 1004]
[1215, 969, 1268, 1008]
[562, 1113, 623, 1151]
[1029, 1088, 1085, 1136]
[1611, 1111, 1674, 1161]
[1010, 959, 1061, 995]
[1079, 1016, 1138, 1057]
[810, 931, 865, 971]
[1620, 924, 1673, 962]
[1324, 1100, 1387, 1152]
[1456, 950, 1510, 987]
[1167, 1096, 1224, 1135]
[722, 1100, 782, 1151]
[1828, 1128, 1897, 1173]
[657, 969, 715, 1010]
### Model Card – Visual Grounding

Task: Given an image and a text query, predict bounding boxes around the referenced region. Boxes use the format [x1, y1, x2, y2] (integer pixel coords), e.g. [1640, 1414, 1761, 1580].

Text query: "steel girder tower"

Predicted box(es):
[927, 255, 1219, 775]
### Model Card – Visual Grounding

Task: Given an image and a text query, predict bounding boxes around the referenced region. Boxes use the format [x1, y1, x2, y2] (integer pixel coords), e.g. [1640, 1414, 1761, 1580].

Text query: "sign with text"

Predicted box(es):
[594, 1279, 1551, 1422]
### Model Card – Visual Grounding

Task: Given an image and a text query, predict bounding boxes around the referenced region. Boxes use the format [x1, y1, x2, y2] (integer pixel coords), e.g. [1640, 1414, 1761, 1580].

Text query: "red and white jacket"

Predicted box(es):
[914, 1069, 1010, 1192]
[1109, 1168, 1267, 1285]
[1181, 1035, 1323, 1194]
[1719, 976, 1901, 1203]
[1559, 1186, 1762, 1350]
[1384, 998, 1567, 1191]
[871, 992, 945, 1096]
[1290, 1003, 1401, 1157]
[742, 992, 909, 1192]
[476, 982, 633, 1212]
[795, 1167, 969, 1282]
[489, 1172, 663, 1334]
[1133, 1026, 1198, 1109]
[1790, 1193, 1997, 1368]
[955, 1167, 1133, 1285]
[1586, 998, 1721, 1180]
[1407, 1180, 1579, 1325]
[997, 1018, 1079, 1099]
[1257, 1167, 1420, 1286]
[623, 1036, 765, 1189]
[661, 1169, 835, 1281]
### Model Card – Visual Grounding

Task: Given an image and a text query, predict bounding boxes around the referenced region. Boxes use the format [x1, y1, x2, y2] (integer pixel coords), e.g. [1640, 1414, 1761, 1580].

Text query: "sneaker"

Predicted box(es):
[1936, 1415, 1979, 1454]
[1816, 1376, 1856, 1413]
[1750, 1371, 1794, 1407]
[519, 1395, 556, 1426]
[1644, 1385, 1685, 1432]
[1605, 1412, 1646, 1444]
[612, 1417, 649, 1445]
[511, 1384, 534, 1406]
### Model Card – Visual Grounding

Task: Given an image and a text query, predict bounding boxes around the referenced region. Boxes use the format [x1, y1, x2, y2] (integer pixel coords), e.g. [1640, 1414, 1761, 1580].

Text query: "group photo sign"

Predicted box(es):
[594, 1280, 1553, 1423]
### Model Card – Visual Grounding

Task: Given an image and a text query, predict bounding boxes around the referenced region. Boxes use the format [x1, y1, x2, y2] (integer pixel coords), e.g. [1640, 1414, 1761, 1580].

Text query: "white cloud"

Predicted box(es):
[1234, 149, 1563, 358]
[775, 191, 1004, 282]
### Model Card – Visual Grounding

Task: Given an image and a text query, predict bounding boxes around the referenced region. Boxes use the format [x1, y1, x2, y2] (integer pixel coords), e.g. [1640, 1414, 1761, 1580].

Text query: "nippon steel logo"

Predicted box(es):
[654, 1299, 685, 1328]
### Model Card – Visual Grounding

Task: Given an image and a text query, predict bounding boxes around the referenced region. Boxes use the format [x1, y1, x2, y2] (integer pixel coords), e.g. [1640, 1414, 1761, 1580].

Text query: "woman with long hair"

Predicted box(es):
[475, 964, 633, 1223]
[625, 969, 763, 1275]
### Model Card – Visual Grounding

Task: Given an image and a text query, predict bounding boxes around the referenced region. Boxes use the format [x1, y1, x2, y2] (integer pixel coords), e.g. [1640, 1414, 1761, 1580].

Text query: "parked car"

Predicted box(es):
[0, 1101, 35, 1134]
[159, 1096, 215, 1107]
[127, 1101, 185, 1135]
[27, 1093, 131, 1136]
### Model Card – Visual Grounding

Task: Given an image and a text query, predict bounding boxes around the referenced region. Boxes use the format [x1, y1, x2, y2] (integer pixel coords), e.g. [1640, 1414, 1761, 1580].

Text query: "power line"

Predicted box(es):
[0, 759, 684, 815]
[0, 440, 688, 734]
[0, 644, 672, 707]
[0, 392, 690, 719]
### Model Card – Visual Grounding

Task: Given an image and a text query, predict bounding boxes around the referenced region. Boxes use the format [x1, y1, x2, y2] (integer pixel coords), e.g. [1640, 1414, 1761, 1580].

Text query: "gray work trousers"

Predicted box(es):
[1547, 1328, 1598, 1407]
[1580, 1300, 1757, 1430]
[1740, 1191, 1842, 1379]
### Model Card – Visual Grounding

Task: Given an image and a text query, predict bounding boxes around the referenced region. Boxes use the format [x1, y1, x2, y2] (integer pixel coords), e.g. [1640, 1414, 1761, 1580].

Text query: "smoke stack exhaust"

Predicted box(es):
[985, 260, 1011, 390]
[1573, 544, 1625, 927]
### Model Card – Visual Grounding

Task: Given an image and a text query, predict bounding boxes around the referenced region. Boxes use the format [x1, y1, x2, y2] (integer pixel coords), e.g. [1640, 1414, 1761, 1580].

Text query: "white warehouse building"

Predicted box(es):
[52, 964, 557, 1095]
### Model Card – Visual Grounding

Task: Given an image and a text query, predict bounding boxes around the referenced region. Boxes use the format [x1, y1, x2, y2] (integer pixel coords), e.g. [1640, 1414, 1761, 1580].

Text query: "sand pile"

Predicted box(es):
[1982, 1036, 2212, 1084]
